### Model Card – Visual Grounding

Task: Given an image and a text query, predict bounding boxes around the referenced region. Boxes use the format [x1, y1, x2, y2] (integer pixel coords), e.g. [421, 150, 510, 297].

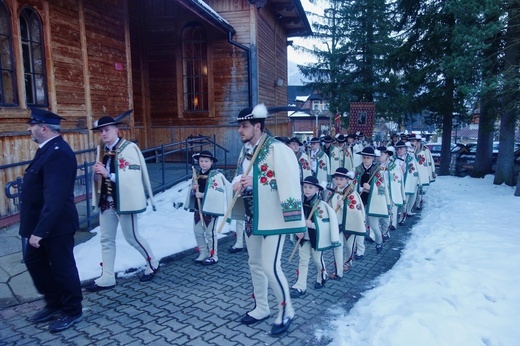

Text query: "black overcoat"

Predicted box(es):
[19, 136, 79, 238]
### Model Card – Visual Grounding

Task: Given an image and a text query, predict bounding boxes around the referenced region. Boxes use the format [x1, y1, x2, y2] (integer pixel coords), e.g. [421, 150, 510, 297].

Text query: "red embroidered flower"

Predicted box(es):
[260, 177, 268, 184]
[261, 165, 268, 172]
[266, 170, 274, 178]
[118, 158, 129, 169]
[349, 205, 355, 209]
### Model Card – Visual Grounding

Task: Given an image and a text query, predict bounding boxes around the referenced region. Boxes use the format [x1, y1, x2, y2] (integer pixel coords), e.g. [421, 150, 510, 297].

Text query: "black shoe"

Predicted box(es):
[354, 254, 364, 261]
[290, 288, 306, 298]
[228, 246, 243, 253]
[382, 233, 390, 242]
[85, 283, 115, 292]
[202, 257, 218, 266]
[376, 244, 383, 254]
[49, 313, 82, 332]
[398, 213, 407, 225]
[314, 282, 324, 289]
[329, 272, 342, 281]
[389, 225, 396, 231]
[29, 307, 61, 323]
[241, 313, 269, 325]
[271, 317, 293, 335]
[140, 265, 159, 282]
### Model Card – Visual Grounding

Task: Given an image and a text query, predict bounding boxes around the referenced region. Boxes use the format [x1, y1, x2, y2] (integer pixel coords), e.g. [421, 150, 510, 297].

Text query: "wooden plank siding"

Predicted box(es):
[257, 6, 290, 137]
[0, 0, 309, 219]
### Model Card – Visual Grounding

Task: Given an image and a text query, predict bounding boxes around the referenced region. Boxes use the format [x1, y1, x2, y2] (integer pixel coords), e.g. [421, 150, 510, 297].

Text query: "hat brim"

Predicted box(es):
[301, 181, 324, 190]
[332, 173, 353, 179]
[91, 121, 123, 131]
[193, 154, 218, 163]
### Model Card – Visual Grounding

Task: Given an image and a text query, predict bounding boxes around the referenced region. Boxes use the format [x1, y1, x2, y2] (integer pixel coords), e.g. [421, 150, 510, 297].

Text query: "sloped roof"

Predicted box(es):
[177, 1, 236, 33]
[253, 0, 312, 37]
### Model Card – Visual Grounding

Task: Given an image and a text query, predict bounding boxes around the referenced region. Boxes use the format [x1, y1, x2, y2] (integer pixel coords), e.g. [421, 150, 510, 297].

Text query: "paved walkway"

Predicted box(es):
[0, 213, 420, 346]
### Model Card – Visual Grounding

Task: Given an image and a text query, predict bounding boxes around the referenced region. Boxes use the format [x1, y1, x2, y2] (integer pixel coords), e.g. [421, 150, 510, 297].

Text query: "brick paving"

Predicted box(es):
[0, 216, 420, 346]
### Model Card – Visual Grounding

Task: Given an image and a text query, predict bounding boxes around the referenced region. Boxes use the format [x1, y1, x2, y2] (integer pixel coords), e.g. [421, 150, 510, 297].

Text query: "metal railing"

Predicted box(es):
[2, 134, 229, 230]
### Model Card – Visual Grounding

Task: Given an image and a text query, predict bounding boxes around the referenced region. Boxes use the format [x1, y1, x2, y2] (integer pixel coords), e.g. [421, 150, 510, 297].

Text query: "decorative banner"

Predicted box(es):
[348, 102, 375, 137]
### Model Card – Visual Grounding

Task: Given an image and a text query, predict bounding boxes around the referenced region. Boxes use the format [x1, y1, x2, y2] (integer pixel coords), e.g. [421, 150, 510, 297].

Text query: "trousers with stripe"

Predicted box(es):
[245, 233, 294, 324]
[95, 208, 158, 287]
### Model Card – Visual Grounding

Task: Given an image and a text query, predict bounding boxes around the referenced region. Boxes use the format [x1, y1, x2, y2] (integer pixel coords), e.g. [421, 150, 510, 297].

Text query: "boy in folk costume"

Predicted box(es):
[86, 115, 159, 292]
[328, 168, 366, 279]
[321, 135, 334, 158]
[288, 137, 312, 182]
[290, 176, 340, 298]
[231, 104, 306, 335]
[343, 134, 356, 172]
[376, 146, 405, 238]
[410, 135, 435, 210]
[309, 137, 331, 185]
[396, 140, 419, 225]
[329, 134, 346, 179]
[185, 151, 230, 265]
[355, 146, 388, 254]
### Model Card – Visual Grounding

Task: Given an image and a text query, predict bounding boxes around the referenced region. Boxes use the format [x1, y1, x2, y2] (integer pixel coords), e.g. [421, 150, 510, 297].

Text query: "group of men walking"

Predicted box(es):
[18, 104, 435, 336]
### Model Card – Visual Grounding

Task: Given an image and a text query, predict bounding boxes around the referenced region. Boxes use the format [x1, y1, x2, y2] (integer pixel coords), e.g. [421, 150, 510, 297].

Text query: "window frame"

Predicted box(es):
[0, 1, 18, 106]
[182, 23, 208, 113]
[19, 7, 48, 107]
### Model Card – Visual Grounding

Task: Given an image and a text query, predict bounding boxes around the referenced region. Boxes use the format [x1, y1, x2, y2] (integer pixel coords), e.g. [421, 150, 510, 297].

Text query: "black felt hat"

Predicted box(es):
[332, 167, 355, 179]
[235, 103, 268, 123]
[335, 134, 346, 143]
[301, 176, 324, 190]
[27, 108, 65, 125]
[394, 140, 407, 148]
[356, 146, 376, 156]
[309, 137, 321, 144]
[321, 135, 334, 143]
[193, 150, 218, 163]
[288, 137, 303, 146]
[377, 146, 394, 156]
[91, 116, 123, 131]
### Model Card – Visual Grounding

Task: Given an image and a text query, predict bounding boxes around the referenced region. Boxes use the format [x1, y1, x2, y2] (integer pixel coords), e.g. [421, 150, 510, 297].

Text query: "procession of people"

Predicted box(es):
[19, 105, 435, 336]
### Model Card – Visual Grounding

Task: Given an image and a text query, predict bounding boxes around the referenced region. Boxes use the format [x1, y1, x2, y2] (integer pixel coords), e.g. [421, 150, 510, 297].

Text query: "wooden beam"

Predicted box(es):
[78, 0, 93, 146]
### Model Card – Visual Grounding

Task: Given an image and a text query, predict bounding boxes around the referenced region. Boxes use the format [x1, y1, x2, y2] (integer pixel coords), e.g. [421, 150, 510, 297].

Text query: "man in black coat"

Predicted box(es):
[19, 108, 83, 332]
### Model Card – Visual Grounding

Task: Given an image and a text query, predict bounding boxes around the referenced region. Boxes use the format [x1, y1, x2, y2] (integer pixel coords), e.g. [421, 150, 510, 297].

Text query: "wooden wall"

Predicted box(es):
[0, 0, 300, 219]
[0, 0, 130, 219]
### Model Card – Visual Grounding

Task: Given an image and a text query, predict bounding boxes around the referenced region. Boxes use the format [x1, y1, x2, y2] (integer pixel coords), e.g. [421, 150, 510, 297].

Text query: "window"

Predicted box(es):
[182, 24, 208, 112]
[20, 8, 47, 106]
[0, 1, 17, 105]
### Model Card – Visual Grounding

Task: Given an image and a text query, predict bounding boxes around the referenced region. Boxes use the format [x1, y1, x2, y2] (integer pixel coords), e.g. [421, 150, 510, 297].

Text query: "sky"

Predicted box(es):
[288, 0, 324, 65]
[74, 174, 520, 345]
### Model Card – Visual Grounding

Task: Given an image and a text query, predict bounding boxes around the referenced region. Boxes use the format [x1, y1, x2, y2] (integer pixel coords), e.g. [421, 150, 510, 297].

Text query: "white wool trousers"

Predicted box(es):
[193, 217, 218, 261]
[232, 219, 245, 249]
[95, 208, 158, 287]
[292, 241, 326, 291]
[367, 216, 383, 245]
[245, 233, 294, 324]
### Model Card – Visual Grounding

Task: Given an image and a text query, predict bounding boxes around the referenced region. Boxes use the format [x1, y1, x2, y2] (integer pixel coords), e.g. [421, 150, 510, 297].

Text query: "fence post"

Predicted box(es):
[161, 144, 166, 192]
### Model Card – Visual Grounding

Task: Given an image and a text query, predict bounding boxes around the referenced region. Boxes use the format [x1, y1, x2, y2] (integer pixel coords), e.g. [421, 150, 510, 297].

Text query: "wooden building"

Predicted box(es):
[0, 0, 311, 219]
[287, 85, 332, 140]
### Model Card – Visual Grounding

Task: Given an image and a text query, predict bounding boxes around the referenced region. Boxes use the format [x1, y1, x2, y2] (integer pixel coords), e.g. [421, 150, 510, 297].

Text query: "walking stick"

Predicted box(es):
[288, 199, 320, 262]
[192, 166, 206, 229]
[95, 141, 103, 194]
[217, 134, 268, 234]
[334, 184, 354, 213]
